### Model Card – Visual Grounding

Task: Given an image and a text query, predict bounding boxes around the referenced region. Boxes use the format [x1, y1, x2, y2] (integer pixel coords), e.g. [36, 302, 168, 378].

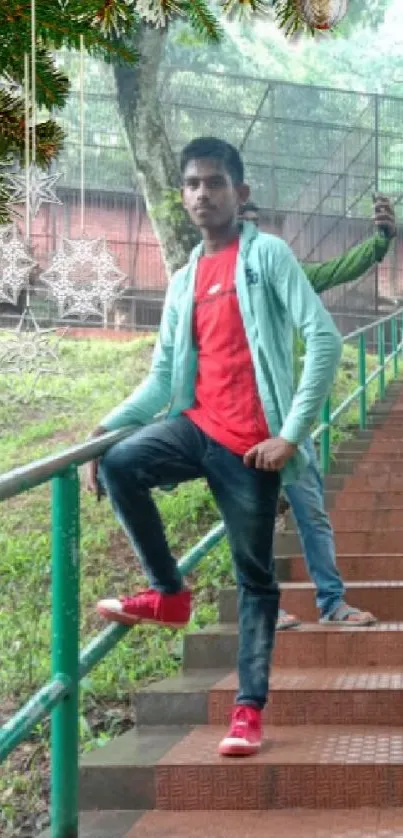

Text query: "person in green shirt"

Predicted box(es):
[239, 196, 396, 629]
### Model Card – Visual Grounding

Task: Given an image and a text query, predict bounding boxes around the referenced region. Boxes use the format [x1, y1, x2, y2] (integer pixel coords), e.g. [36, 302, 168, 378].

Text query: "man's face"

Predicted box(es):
[182, 159, 249, 231]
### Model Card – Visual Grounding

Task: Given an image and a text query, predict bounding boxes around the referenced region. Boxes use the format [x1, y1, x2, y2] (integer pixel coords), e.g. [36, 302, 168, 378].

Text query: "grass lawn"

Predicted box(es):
[0, 333, 396, 836]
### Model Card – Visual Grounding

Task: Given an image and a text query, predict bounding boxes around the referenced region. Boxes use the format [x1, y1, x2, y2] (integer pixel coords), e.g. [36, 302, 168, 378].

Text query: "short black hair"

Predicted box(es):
[180, 137, 244, 184]
[240, 200, 259, 214]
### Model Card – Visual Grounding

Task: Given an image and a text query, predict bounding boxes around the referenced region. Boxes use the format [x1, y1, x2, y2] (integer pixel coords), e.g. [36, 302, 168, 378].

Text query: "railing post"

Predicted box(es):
[359, 333, 367, 429]
[378, 322, 385, 399]
[320, 396, 331, 474]
[51, 466, 80, 838]
[392, 316, 399, 378]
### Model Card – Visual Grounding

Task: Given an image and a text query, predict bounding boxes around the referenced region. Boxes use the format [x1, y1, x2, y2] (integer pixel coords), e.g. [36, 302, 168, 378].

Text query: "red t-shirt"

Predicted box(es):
[184, 238, 269, 456]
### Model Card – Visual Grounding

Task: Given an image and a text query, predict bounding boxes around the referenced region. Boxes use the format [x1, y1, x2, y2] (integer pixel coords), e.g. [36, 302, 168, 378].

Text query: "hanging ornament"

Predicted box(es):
[0, 224, 36, 305]
[41, 237, 126, 319]
[6, 0, 62, 222]
[0, 309, 67, 403]
[296, 0, 348, 30]
[5, 165, 62, 218]
[40, 35, 126, 323]
[0, 309, 63, 375]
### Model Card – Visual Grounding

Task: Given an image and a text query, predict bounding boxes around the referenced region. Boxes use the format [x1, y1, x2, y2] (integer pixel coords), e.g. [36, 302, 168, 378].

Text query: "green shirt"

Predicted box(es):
[302, 233, 390, 294]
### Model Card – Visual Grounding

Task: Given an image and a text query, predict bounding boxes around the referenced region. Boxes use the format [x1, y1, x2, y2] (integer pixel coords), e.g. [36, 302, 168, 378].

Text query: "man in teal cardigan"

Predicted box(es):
[240, 197, 396, 629]
[87, 137, 342, 757]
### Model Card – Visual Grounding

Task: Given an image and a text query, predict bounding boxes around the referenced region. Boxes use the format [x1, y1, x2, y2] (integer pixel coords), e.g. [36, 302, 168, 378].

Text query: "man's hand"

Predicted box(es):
[373, 193, 396, 239]
[244, 437, 297, 471]
[85, 426, 107, 500]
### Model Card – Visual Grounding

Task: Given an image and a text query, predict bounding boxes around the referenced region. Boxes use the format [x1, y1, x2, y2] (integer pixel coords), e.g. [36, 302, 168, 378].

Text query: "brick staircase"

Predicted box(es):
[75, 381, 403, 838]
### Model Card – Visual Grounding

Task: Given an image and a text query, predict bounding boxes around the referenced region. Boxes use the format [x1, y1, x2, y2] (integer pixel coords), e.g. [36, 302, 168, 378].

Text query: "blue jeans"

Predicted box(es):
[284, 437, 345, 618]
[99, 416, 280, 710]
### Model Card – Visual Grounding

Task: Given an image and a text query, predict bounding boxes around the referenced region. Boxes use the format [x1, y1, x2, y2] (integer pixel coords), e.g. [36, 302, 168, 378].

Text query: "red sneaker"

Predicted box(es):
[218, 705, 262, 757]
[96, 588, 191, 628]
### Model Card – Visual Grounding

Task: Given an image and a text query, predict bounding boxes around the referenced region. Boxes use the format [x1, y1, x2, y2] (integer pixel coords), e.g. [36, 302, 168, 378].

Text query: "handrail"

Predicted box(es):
[1, 307, 403, 838]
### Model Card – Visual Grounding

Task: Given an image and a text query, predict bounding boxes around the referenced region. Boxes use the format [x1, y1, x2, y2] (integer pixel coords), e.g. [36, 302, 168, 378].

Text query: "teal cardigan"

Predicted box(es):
[101, 222, 342, 484]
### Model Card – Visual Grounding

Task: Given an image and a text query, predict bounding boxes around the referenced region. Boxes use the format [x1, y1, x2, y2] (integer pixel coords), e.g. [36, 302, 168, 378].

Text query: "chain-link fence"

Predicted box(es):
[2, 68, 403, 332]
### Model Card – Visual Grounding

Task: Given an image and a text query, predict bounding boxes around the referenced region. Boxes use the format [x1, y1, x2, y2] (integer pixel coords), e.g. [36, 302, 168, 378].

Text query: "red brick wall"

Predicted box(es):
[28, 200, 400, 300]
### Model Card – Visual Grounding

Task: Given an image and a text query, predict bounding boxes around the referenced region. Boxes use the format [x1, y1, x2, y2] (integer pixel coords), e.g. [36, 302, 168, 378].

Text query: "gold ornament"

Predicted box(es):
[296, 0, 348, 29]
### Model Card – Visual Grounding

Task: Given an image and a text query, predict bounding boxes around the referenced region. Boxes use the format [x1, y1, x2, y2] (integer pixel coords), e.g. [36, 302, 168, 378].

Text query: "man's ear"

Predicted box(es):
[238, 183, 250, 205]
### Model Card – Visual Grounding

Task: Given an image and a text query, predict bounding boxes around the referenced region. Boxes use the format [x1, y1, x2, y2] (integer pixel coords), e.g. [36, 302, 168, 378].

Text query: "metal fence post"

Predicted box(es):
[392, 316, 399, 377]
[359, 333, 367, 428]
[320, 396, 331, 474]
[51, 466, 80, 838]
[378, 322, 385, 399]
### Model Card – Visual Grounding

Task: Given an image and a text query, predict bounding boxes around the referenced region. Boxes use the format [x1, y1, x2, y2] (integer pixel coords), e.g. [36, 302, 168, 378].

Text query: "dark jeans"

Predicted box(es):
[99, 416, 280, 709]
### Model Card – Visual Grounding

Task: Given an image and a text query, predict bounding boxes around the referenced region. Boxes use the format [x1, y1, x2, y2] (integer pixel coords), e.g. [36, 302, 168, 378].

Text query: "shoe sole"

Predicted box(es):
[319, 617, 378, 626]
[96, 603, 188, 629]
[277, 619, 301, 630]
[218, 743, 261, 758]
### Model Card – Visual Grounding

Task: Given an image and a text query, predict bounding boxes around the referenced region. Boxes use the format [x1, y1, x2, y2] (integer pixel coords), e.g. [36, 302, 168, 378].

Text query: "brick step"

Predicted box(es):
[41, 811, 143, 838]
[156, 724, 403, 809]
[219, 582, 403, 624]
[367, 441, 403, 453]
[99, 808, 403, 837]
[367, 420, 403, 430]
[343, 473, 403, 490]
[80, 727, 188, 811]
[279, 554, 403, 583]
[136, 668, 403, 728]
[79, 723, 403, 812]
[209, 668, 403, 726]
[333, 491, 403, 509]
[339, 458, 403, 473]
[63, 808, 403, 837]
[337, 451, 403, 461]
[329, 509, 403, 529]
[276, 529, 403, 553]
[183, 623, 403, 670]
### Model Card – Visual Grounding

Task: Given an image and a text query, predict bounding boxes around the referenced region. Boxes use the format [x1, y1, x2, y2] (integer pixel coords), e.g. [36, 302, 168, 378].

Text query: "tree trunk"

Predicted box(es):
[114, 26, 198, 277]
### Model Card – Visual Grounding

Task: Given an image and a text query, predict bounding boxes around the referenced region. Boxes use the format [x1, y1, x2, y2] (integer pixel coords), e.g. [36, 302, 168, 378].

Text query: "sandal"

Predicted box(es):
[319, 603, 377, 626]
[277, 608, 301, 630]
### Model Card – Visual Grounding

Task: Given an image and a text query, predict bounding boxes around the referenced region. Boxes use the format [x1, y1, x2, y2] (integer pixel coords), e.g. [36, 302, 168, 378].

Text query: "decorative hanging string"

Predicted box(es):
[80, 34, 85, 234]
[40, 32, 126, 327]
[24, 0, 37, 307]
[30, 0, 36, 164]
[24, 54, 30, 246]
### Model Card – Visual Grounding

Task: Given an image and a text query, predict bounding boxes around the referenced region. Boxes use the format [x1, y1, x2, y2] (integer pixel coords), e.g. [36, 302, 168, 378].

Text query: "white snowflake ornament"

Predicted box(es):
[41, 237, 126, 319]
[0, 308, 67, 403]
[0, 224, 36, 306]
[5, 165, 62, 217]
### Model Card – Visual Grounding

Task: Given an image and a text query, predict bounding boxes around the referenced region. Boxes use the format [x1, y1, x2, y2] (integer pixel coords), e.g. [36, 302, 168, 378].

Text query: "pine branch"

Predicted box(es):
[272, 0, 316, 35]
[221, 0, 271, 18]
[0, 92, 65, 164]
[4, 49, 70, 110]
[0, 1, 139, 63]
[181, 0, 223, 41]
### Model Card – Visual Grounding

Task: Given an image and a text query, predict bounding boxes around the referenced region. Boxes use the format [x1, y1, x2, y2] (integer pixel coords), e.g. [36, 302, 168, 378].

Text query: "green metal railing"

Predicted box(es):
[318, 309, 403, 473]
[0, 308, 402, 837]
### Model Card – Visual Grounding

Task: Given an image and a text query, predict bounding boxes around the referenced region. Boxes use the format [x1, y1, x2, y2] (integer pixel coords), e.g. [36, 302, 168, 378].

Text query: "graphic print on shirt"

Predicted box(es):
[184, 237, 270, 456]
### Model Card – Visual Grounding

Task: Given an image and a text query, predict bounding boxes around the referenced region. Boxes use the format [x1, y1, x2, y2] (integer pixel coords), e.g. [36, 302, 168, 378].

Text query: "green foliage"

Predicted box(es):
[149, 187, 184, 223]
